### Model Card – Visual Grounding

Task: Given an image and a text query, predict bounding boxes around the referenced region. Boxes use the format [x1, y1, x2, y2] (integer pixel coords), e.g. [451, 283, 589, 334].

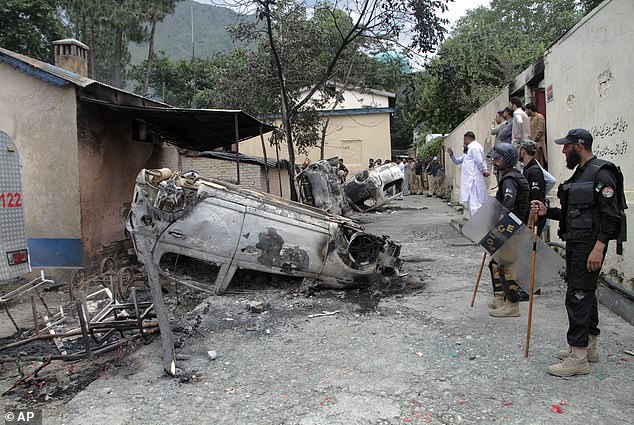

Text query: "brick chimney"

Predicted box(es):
[53, 39, 89, 77]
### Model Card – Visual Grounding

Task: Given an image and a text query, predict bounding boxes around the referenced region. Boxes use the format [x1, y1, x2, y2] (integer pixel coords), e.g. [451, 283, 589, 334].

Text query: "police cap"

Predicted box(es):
[554, 128, 593, 145]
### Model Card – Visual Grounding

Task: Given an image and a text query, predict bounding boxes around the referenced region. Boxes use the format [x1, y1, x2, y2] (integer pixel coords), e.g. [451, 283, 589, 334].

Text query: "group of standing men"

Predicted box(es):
[448, 98, 549, 219]
[448, 97, 626, 378]
[491, 97, 547, 168]
[449, 124, 626, 377]
[370, 157, 445, 199]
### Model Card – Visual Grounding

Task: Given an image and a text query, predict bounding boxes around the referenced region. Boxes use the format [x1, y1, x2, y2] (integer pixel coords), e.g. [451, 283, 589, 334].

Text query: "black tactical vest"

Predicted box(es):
[558, 158, 627, 247]
[497, 169, 530, 223]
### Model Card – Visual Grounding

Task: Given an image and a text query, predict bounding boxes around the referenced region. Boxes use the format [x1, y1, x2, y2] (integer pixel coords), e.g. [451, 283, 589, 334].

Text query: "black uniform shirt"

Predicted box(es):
[523, 158, 546, 204]
[415, 161, 423, 174]
[546, 156, 621, 244]
[523, 158, 547, 231]
[496, 171, 520, 211]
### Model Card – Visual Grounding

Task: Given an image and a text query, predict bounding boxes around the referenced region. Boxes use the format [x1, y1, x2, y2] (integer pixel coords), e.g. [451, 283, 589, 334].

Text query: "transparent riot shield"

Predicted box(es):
[461, 197, 564, 292]
[461, 197, 508, 243]
[491, 226, 564, 292]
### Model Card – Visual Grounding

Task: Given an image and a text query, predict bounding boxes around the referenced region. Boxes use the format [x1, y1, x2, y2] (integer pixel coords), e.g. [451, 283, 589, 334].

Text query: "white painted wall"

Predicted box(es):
[0, 64, 81, 240]
[542, 0, 634, 285]
[307, 87, 393, 110]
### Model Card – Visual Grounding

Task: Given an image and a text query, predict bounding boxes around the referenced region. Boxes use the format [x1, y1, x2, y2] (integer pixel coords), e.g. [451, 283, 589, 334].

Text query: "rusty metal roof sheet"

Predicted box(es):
[81, 98, 275, 150]
[0, 47, 275, 150]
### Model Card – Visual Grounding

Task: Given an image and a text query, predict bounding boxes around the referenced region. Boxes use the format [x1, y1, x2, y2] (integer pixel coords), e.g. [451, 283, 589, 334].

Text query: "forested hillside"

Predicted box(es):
[128, 0, 253, 65]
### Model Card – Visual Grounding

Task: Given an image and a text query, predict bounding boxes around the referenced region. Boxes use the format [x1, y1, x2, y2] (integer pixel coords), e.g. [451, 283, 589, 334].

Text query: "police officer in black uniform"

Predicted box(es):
[486, 143, 530, 317]
[513, 139, 550, 301]
[519, 139, 547, 234]
[531, 128, 622, 377]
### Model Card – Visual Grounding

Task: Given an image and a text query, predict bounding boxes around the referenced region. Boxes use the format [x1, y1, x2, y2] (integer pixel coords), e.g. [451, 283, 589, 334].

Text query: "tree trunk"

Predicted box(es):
[143, 18, 157, 96]
[81, 14, 87, 43]
[113, 25, 124, 88]
[319, 121, 328, 160]
[262, 1, 298, 201]
[88, 17, 95, 78]
[281, 106, 298, 201]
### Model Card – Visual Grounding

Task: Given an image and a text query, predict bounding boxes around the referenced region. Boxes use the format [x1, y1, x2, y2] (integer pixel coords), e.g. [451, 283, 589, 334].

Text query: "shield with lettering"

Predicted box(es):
[461, 197, 508, 244]
[462, 197, 564, 292]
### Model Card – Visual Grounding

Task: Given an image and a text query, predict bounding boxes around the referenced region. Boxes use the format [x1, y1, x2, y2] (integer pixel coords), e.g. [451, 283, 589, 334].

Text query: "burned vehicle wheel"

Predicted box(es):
[100, 256, 116, 274]
[117, 267, 135, 301]
[68, 267, 87, 302]
[347, 233, 381, 265]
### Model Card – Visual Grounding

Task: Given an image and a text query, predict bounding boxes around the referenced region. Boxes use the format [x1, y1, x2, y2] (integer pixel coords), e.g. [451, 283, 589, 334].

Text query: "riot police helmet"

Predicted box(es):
[487, 143, 518, 169]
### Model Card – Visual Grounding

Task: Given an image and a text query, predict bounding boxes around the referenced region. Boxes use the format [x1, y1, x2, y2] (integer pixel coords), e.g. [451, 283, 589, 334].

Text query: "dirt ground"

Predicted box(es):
[2, 194, 634, 424]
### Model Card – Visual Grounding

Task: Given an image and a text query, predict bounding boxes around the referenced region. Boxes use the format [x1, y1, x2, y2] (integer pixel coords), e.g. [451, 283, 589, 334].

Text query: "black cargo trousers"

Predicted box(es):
[564, 240, 606, 347]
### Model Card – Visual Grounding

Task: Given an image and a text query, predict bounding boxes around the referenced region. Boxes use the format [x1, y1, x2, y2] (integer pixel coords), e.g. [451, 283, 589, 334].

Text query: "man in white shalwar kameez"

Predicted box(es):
[447, 131, 489, 217]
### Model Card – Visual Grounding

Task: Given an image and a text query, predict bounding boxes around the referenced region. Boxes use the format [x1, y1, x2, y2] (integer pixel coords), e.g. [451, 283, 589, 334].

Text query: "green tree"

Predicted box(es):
[129, 52, 194, 105]
[138, 0, 180, 95]
[226, 0, 450, 200]
[579, 0, 604, 14]
[391, 74, 420, 150]
[62, 0, 154, 86]
[61, 0, 96, 76]
[0, 0, 67, 62]
[411, 0, 581, 134]
[129, 1, 429, 174]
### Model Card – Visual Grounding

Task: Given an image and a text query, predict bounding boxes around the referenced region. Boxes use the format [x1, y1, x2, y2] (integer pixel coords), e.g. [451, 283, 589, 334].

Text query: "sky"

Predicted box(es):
[193, 0, 493, 68]
[443, 0, 491, 29]
[195, 0, 492, 27]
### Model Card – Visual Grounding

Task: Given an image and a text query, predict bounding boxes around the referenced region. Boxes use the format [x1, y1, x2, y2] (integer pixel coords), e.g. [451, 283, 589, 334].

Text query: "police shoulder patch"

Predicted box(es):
[601, 186, 615, 198]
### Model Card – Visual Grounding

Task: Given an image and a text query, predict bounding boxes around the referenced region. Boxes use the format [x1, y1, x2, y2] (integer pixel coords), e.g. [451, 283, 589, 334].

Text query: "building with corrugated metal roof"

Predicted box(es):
[0, 40, 273, 272]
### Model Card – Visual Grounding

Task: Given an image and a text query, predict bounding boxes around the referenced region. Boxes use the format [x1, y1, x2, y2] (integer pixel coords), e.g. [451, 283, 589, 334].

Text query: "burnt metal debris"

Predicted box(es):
[126, 168, 403, 374]
[296, 159, 405, 214]
[0, 261, 157, 396]
[345, 163, 404, 212]
[295, 158, 350, 216]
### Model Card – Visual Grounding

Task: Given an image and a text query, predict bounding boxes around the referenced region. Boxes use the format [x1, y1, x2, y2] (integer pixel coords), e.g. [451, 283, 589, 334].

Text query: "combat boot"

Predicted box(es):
[489, 299, 520, 317]
[558, 335, 599, 363]
[548, 346, 591, 377]
[487, 293, 505, 309]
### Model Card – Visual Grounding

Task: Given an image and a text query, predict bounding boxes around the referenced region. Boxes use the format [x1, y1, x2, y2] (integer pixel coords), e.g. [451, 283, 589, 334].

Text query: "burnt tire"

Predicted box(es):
[117, 266, 135, 301]
[99, 256, 116, 274]
[69, 267, 87, 302]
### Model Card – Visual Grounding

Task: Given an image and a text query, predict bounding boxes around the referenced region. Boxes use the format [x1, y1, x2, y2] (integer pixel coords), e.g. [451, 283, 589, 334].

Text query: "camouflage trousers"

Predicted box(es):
[489, 260, 520, 302]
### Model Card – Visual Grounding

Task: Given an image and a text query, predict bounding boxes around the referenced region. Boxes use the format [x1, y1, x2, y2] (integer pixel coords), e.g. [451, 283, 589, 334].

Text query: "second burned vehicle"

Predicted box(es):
[344, 163, 404, 212]
[295, 158, 350, 216]
[296, 159, 404, 214]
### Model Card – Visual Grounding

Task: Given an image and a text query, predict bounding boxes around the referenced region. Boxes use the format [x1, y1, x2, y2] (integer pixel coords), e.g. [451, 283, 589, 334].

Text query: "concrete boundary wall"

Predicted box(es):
[543, 0, 633, 287]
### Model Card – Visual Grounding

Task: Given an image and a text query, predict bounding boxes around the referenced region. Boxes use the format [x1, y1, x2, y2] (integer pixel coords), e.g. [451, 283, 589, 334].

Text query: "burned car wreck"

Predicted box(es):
[345, 163, 404, 212]
[127, 168, 402, 292]
[295, 158, 350, 216]
[126, 168, 402, 374]
[296, 159, 405, 213]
